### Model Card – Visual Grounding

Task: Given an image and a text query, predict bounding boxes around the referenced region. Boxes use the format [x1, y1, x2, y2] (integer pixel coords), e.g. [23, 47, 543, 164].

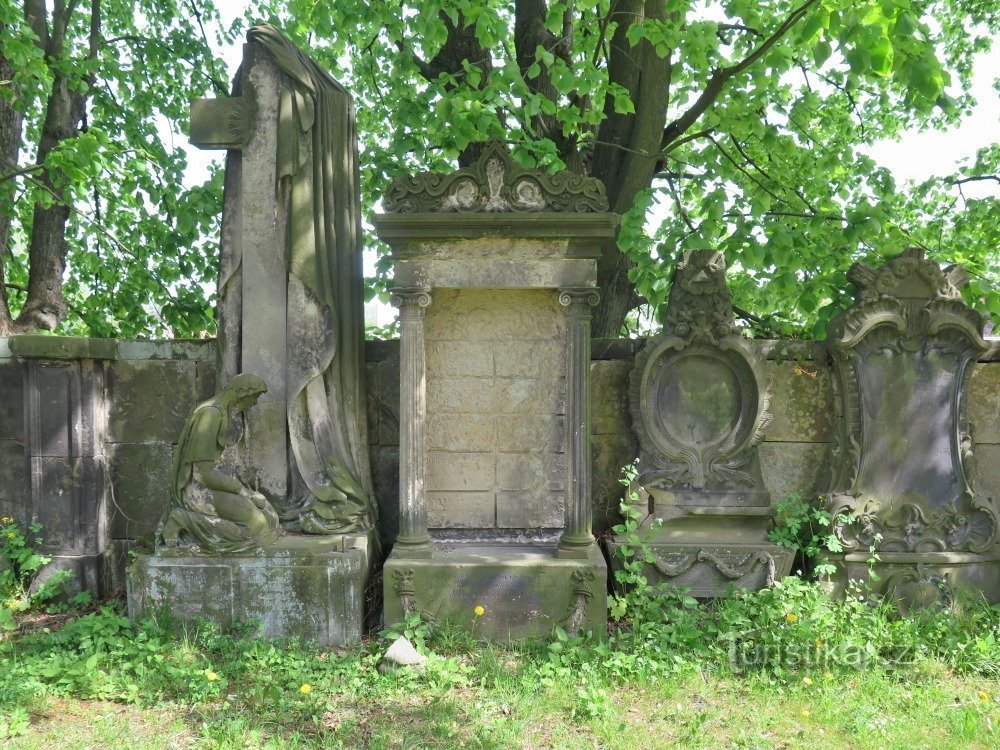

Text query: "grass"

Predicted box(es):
[1, 587, 997, 750]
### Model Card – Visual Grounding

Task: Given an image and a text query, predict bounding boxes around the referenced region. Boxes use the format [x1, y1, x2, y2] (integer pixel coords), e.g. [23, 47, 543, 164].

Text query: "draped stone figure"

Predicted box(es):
[159, 374, 280, 554]
[214, 25, 375, 535]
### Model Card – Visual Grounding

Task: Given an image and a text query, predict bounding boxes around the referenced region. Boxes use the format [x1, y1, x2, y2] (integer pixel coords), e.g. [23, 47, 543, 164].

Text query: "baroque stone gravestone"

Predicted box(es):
[823, 248, 998, 609]
[374, 141, 617, 638]
[609, 250, 794, 595]
[128, 26, 377, 644]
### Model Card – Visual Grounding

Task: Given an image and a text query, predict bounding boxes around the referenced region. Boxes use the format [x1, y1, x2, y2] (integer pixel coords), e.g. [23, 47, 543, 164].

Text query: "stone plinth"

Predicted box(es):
[384, 543, 605, 638]
[127, 531, 373, 645]
[375, 141, 616, 637]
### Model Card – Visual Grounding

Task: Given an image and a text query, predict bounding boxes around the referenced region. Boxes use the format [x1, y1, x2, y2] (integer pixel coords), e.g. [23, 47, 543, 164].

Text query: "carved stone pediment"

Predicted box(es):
[824, 248, 995, 556]
[382, 139, 609, 213]
[631, 250, 772, 506]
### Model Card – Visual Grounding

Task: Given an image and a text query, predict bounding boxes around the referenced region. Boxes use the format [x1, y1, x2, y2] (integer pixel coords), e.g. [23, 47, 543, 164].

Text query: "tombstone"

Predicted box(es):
[609, 250, 794, 596]
[127, 26, 377, 644]
[374, 141, 617, 638]
[823, 248, 998, 609]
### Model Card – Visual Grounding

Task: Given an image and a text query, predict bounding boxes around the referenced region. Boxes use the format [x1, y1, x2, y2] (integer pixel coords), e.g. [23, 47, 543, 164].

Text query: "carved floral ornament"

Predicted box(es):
[382, 139, 609, 213]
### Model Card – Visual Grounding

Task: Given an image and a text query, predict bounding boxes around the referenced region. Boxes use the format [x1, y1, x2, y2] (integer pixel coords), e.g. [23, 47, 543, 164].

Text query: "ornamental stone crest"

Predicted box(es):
[824, 248, 995, 558]
[382, 139, 609, 213]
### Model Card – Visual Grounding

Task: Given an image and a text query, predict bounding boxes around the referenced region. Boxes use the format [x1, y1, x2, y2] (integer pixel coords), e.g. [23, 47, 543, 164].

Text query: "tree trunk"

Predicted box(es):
[589, 0, 671, 336]
[14, 0, 100, 331]
[0, 43, 23, 334]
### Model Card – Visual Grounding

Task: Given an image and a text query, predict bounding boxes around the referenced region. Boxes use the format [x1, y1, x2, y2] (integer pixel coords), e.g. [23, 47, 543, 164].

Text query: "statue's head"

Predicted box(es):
[223, 373, 268, 412]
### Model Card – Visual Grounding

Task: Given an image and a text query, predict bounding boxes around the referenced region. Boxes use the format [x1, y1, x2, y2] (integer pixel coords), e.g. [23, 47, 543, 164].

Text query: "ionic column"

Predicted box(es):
[558, 287, 600, 558]
[390, 287, 433, 557]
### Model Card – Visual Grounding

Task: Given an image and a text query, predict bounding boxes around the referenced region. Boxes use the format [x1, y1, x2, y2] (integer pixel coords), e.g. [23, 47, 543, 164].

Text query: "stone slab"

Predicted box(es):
[495, 414, 565, 453]
[591, 433, 638, 531]
[394, 258, 596, 290]
[426, 414, 494, 452]
[383, 543, 606, 639]
[425, 289, 563, 342]
[8, 335, 117, 361]
[108, 442, 174, 540]
[590, 359, 632, 436]
[426, 451, 495, 492]
[496, 491, 564, 528]
[758, 442, 829, 502]
[0, 362, 24, 439]
[762, 361, 834, 442]
[127, 531, 375, 645]
[0, 439, 27, 522]
[428, 492, 495, 528]
[108, 359, 197, 443]
[372, 445, 400, 543]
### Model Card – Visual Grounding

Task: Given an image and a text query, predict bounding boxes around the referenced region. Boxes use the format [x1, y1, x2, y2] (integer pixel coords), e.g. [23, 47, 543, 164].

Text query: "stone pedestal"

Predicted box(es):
[128, 532, 373, 645]
[375, 142, 617, 637]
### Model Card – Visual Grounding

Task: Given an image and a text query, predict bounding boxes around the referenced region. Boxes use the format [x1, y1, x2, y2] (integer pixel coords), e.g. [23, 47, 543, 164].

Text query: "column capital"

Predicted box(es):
[390, 287, 432, 312]
[558, 287, 600, 311]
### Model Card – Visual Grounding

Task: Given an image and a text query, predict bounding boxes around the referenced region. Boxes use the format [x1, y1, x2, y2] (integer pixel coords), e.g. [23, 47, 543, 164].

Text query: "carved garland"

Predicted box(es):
[650, 550, 778, 587]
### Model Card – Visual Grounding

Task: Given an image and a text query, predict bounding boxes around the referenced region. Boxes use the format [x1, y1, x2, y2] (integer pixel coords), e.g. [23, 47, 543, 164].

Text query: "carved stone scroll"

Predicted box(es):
[382, 139, 609, 214]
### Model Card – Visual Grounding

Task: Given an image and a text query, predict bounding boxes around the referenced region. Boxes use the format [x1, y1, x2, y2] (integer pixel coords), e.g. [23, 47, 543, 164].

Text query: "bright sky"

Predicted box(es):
[188, 7, 999, 325]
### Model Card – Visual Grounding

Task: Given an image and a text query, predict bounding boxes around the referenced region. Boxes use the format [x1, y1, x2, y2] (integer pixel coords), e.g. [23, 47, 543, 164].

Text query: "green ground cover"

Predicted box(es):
[1, 575, 997, 749]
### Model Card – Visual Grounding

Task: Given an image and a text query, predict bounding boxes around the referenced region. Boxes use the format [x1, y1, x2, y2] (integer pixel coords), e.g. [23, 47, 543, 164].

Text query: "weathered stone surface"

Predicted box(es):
[428, 492, 495, 528]
[496, 453, 564, 492]
[758, 442, 829, 502]
[496, 491, 563, 528]
[0, 439, 27, 522]
[976, 444, 1000, 499]
[495, 414, 565, 453]
[375, 358, 400, 446]
[969, 364, 1000, 443]
[0, 362, 24, 439]
[426, 452, 495, 492]
[763, 361, 834, 443]
[495, 340, 564, 379]
[30, 455, 106, 555]
[426, 377, 497, 414]
[425, 289, 564, 341]
[195, 359, 217, 402]
[494, 378, 565, 415]
[108, 360, 196, 443]
[108, 442, 174, 540]
[426, 414, 494, 452]
[9, 335, 116, 361]
[383, 543, 606, 639]
[590, 360, 631, 436]
[427, 340, 494, 377]
[379, 637, 427, 673]
[128, 531, 374, 646]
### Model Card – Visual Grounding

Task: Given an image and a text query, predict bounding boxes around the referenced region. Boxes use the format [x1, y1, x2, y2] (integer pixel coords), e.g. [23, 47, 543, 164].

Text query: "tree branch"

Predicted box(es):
[661, 0, 820, 149]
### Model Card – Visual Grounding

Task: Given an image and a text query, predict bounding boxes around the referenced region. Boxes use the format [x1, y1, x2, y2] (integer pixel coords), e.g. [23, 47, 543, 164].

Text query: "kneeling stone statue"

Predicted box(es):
[158, 373, 280, 554]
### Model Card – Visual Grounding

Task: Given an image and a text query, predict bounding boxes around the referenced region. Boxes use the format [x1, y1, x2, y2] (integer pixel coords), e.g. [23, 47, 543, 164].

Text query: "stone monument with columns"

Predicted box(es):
[374, 141, 617, 638]
[128, 26, 376, 645]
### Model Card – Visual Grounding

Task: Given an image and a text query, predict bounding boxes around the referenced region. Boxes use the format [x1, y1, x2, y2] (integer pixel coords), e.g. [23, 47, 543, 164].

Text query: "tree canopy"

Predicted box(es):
[1, 0, 997, 338]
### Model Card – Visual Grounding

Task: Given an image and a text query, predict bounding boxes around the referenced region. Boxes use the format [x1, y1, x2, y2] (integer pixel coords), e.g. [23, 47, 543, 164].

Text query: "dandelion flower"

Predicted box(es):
[300, 684, 312, 694]
[801, 709, 810, 718]
[204, 670, 219, 682]
[979, 691, 989, 701]
[815, 639, 824, 648]
[823, 671, 834, 680]
[474, 605, 485, 617]
[803, 677, 814, 686]
[785, 613, 798, 623]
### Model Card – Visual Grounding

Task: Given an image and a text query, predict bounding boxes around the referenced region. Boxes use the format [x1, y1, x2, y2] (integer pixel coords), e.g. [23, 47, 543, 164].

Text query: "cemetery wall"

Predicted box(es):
[1, 334, 997, 594]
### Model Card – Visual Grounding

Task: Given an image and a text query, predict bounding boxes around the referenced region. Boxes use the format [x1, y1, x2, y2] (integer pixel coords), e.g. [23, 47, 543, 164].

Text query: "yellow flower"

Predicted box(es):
[785, 613, 798, 623]
[1, 517, 12, 524]
[6, 531, 15, 539]
[204, 669, 219, 682]
[474, 605, 485, 617]
[815, 639, 824, 648]
[823, 671, 834, 680]
[979, 691, 990, 701]
[800, 709, 810, 718]
[299, 683, 312, 694]
[803, 677, 814, 686]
